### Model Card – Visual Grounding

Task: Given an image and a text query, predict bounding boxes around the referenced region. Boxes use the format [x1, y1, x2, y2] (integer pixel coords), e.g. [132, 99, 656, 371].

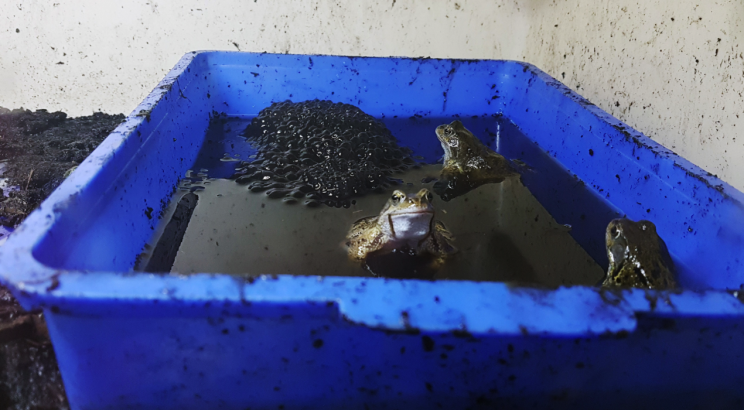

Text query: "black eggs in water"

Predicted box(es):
[233, 100, 415, 207]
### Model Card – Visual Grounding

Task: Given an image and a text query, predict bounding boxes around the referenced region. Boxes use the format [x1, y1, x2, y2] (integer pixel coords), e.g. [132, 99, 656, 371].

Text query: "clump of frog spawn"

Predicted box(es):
[602, 218, 677, 289]
[233, 100, 415, 208]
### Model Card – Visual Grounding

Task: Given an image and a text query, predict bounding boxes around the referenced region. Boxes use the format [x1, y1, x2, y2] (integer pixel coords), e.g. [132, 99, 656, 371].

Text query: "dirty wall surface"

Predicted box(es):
[2, 0, 743, 191]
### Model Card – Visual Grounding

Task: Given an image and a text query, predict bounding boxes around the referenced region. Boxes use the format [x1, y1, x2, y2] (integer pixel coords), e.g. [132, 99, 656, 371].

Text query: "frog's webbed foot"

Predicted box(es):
[363, 248, 439, 280]
[434, 160, 517, 201]
[433, 173, 484, 202]
[430, 220, 458, 256]
[433, 173, 506, 201]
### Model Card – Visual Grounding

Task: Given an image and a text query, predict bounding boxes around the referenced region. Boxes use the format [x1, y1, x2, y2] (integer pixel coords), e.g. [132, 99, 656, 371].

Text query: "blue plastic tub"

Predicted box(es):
[2, 51, 744, 409]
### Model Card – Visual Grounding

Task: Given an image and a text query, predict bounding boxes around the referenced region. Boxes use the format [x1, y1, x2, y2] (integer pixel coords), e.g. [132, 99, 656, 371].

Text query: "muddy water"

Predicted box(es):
[137, 164, 603, 287]
[135, 113, 605, 286]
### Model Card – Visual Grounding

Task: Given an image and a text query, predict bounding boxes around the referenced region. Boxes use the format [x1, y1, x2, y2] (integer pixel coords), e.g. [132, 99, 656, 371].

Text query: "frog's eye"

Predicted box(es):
[391, 192, 404, 202]
[445, 126, 455, 136]
[610, 227, 620, 238]
[426, 192, 434, 201]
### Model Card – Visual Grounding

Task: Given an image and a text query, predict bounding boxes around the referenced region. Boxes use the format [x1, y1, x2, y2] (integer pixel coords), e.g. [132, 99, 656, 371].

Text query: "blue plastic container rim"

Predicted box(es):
[2, 51, 744, 338]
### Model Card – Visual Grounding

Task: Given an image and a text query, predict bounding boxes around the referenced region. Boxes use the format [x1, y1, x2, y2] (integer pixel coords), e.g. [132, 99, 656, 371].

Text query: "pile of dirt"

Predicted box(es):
[0, 107, 124, 410]
[0, 287, 67, 410]
[0, 108, 124, 227]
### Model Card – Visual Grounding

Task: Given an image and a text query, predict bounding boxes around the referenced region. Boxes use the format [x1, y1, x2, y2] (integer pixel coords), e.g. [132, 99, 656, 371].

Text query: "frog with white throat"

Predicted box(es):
[346, 188, 456, 277]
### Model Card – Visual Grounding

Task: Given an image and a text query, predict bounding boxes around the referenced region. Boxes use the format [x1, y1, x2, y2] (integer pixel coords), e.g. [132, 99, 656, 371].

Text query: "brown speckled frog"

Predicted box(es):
[346, 188, 457, 272]
[433, 120, 518, 201]
[602, 218, 677, 289]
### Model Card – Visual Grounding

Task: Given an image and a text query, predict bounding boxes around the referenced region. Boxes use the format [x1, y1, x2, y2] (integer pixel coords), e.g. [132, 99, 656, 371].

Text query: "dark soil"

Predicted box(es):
[0, 107, 124, 227]
[0, 107, 124, 410]
[0, 287, 67, 410]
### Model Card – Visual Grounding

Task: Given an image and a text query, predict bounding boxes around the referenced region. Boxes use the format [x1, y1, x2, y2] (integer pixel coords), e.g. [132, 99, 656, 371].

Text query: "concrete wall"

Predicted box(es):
[2, 0, 743, 191]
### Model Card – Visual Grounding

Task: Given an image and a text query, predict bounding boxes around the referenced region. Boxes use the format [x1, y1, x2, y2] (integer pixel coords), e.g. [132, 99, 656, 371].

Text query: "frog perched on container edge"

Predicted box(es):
[345, 188, 457, 277]
[433, 120, 518, 201]
[602, 218, 677, 289]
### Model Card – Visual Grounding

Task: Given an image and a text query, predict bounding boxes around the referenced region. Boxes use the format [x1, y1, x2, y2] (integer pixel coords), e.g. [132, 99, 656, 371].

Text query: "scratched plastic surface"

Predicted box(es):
[2, 52, 744, 409]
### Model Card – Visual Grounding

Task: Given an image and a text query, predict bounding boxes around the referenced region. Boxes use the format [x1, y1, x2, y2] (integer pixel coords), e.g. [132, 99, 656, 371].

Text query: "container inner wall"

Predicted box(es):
[134, 115, 604, 287]
[28, 53, 744, 290]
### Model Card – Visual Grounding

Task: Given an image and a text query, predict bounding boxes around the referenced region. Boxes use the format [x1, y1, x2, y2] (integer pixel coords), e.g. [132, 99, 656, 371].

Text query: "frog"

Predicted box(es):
[345, 188, 457, 274]
[433, 120, 518, 201]
[602, 218, 677, 289]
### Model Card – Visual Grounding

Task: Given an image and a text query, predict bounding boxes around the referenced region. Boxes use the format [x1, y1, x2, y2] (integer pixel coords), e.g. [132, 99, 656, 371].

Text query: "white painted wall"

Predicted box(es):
[527, 1, 744, 194]
[2, 0, 743, 191]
